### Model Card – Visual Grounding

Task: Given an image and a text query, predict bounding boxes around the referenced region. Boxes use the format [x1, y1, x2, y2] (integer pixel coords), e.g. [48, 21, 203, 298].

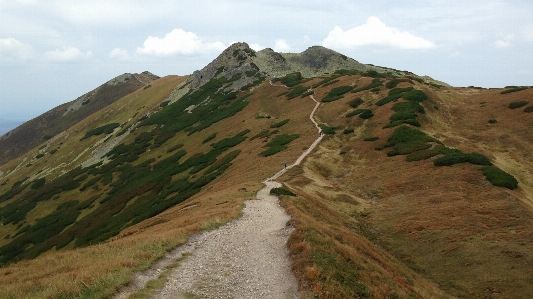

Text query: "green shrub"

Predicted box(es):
[508, 101, 529, 109]
[286, 86, 308, 99]
[270, 187, 296, 196]
[434, 149, 491, 166]
[524, 106, 533, 113]
[359, 110, 374, 119]
[80, 123, 120, 141]
[312, 75, 341, 88]
[406, 147, 441, 161]
[388, 87, 414, 95]
[202, 132, 217, 144]
[501, 86, 527, 94]
[322, 86, 354, 102]
[364, 137, 379, 141]
[280, 72, 303, 87]
[343, 128, 354, 134]
[352, 79, 383, 93]
[488, 119, 497, 124]
[35, 153, 45, 159]
[318, 124, 336, 135]
[481, 166, 518, 189]
[402, 90, 428, 102]
[30, 178, 46, 189]
[270, 119, 290, 128]
[260, 134, 300, 157]
[348, 98, 363, 108]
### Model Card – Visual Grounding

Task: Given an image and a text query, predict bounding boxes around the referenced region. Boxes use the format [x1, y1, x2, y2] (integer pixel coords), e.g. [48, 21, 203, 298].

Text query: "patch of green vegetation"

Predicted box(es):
[501, 86, 527, 94]
[488, 119, 497, 124]
[352, 79, 383, 93]
[318, 124, 336, 135]
[346, 109, 373, 119]
[166, 143, 183, 153]
[481, 166, 518, 189]
[80, 123, 120, 141]
[334, 69, 360, 76]
[363, 137, 379, 141]
[361, 69, 392, 78]
[202, 132, 217, 144]
[300, 90, 314, 98]
[270, 187, 296, 196]
[214, 66, 224, 76]
[385, 78, 413, 89]
[524, 106, 533, 113]
[286, 86, 308, 99]
[260, 134, 300, 157]
[270, 119, 290, 128]
[30, 178, 46, 189]
[280, 72, 303, 87]
[405, 147, 442, 162]
[433, 149, 492, 166]
[385, 126, 438, 157]
[321, 86, 354, 102]
[508, 101, 529, 109]
[35, 153, 45, 159]
[343, 128, 354, 134]
[312, 74, 341, 88]
[348, 98, 363, 108]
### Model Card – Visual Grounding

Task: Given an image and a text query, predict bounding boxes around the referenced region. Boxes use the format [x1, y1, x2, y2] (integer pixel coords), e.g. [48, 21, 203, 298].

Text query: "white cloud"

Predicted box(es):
[274, 39, 291, 52]
[108, 48, 130, 60]
[250, 43, 265, 51]
[494, 40, 512, 48]
[322, 17, 436, 50]
[136, 28, 225, 56]
[0, 38, 34, 61]
[44, 46, 92, 62]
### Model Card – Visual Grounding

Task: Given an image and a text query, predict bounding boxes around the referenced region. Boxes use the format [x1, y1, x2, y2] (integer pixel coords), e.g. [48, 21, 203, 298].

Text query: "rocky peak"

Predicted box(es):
[189, 42, 261, 90]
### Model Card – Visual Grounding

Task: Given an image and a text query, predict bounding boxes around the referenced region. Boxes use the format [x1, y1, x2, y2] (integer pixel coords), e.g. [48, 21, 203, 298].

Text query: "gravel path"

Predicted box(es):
[113, 85, 322, 299]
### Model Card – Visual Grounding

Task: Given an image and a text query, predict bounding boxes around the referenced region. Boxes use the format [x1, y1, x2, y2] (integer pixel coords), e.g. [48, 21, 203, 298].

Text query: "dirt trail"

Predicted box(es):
[113, 86, 323, 299]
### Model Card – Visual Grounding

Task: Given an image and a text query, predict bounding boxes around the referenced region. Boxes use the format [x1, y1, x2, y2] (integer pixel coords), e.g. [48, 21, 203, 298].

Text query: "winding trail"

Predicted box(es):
[113, 84, 323, 299]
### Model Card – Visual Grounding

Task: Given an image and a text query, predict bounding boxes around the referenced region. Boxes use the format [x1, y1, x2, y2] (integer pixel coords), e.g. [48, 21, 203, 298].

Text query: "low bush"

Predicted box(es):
[501, 86, 527, 94]
[286, 86, 308, 99]
[481, 166, 518, 189]
[312, 75, 340, 88]
[270, 187, 296, 196]
[270, 119, 290, 128]
[359, 110, 374, 119]
[508, 101, 529, 109]
[280, 72, 303, 87]
[406, 147, 442, 161]
[318, 124, 336, 135]
[352, 79, 382, 93]
[343, 128, 354, 134]
[80, 123, 120, 141]
[30, 178, 46, 189]
[348, 98, 363, 108]
[260, 134, 300, 157]
[322, 86, 354, 102]
[524, 106, 533, 113]
[202, 132, 217, 144]
[488, 119, 497, 124]
[364, 137, 379, 141]
[433, 149, 491, 166]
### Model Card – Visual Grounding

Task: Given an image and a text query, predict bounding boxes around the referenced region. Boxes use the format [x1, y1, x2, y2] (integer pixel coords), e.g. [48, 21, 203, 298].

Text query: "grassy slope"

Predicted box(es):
[0, 72, 532, 298]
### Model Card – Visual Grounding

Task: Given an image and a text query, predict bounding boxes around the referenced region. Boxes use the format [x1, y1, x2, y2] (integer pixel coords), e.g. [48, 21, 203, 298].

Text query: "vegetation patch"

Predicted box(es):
[286, 86, 309, 99]
[321, 86, 354, 102]
[488, 119, 497, 124]
[385, 78, 413, 89]
[348, 98, 363, 108]
[346, 109, 373, 119]
[279, 72, 303, 87]
[524, 106, 533, 113]
[481, 166, 519, 189]
[364, 137, 379, 141]
[270, 187, 296, 196]
[202, 132, 217, 144]
[352, 79, 383, 93]
[270, 119, 290, 128]
[312, 74, 341, 88]
[508, 101, 529, 109]
[501, 86, 528, 94]
[260, 134, 300, 157]
[433, 148, 492, 166]
[80, 123, 120, 141]
[343, 128, 354, 134]
[318, 124, 336, 135]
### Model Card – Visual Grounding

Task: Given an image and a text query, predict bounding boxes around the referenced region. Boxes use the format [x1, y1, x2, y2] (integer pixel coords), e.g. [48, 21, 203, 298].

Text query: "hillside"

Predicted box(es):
[0, 43, 532, 298]
[0, 71, 159, 166]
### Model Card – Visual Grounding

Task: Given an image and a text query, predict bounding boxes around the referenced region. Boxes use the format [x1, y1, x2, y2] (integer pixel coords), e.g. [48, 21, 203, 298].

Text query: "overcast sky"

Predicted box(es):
[1, 0, 532, 120]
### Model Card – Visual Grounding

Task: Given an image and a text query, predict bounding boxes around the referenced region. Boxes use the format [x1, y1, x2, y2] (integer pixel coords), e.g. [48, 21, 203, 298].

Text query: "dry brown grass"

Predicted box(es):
[1, 73, 533, 298]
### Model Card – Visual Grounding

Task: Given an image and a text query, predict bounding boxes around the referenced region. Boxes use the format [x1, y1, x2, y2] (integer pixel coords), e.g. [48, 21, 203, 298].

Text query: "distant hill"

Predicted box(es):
[0, 71, 159, 165]
[0, 42, 532, 299]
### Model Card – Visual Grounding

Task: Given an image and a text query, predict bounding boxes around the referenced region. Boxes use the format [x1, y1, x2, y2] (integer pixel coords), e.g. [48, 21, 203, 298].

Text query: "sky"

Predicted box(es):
[1, 0, 532, 121]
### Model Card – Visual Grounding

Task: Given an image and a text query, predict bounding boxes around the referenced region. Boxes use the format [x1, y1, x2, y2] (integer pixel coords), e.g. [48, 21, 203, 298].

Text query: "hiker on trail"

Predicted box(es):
[284, 163, 287, 169]
[319, 130, 322, 136]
